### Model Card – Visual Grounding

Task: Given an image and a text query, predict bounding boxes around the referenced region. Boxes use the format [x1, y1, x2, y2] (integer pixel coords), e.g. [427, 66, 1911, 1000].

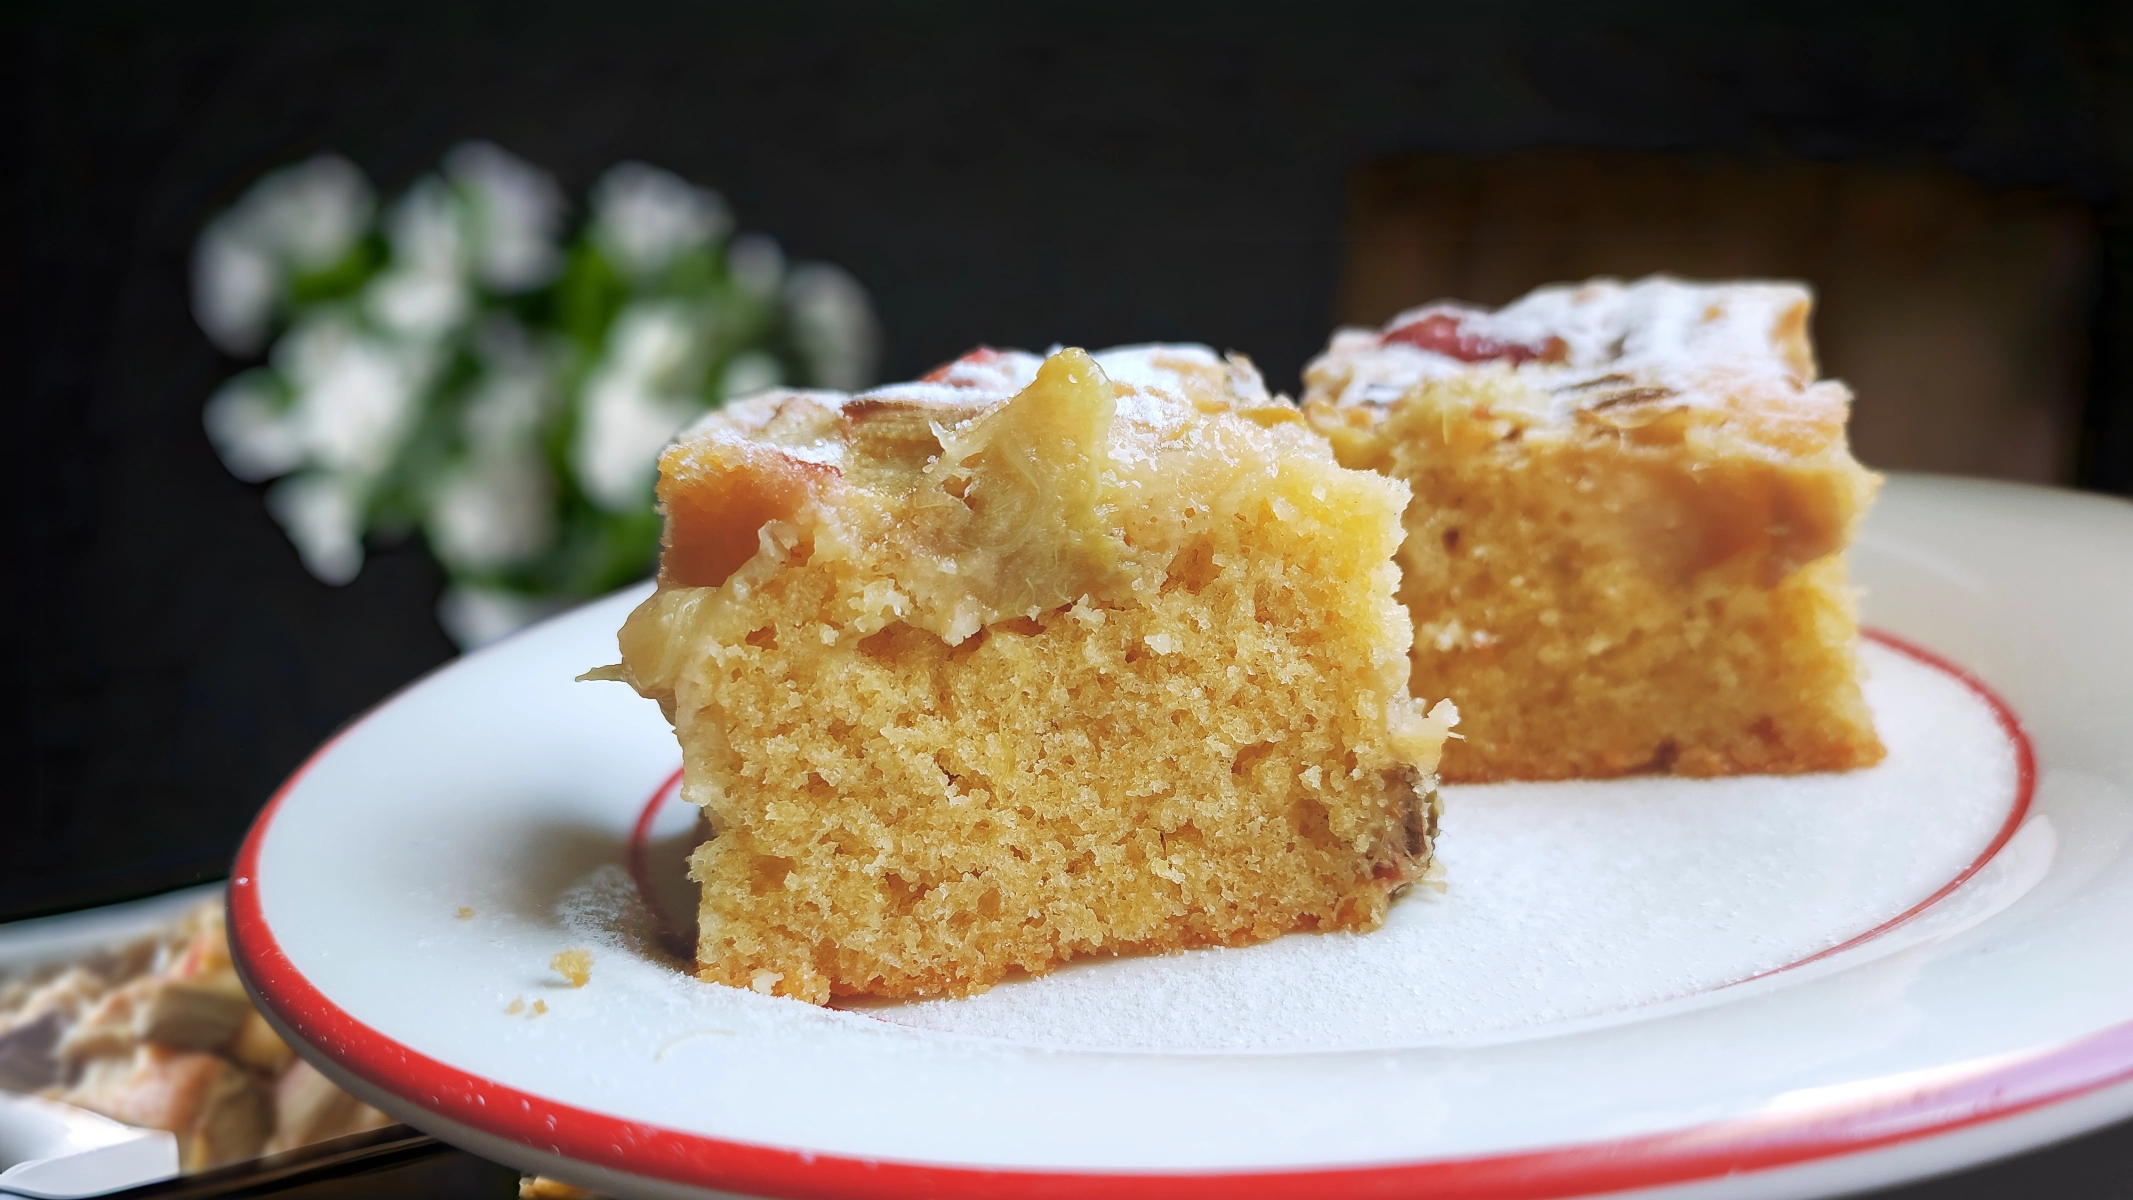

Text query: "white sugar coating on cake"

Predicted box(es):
[847, 642, 2022, 1052]
[1419, 277, 1810, 375]
[918, 342, 1264, 404]
[669, 342, 1272, 479]
[1320, 276, 1823, 417]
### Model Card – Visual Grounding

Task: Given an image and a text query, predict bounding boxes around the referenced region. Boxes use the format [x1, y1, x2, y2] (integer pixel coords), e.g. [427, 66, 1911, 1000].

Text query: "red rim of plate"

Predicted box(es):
[228, 627, 2133, 1200]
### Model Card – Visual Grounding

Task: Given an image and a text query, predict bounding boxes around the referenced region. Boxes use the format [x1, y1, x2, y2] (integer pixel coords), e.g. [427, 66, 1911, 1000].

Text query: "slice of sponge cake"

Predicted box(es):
[1303, 276, 1883, 782]
[606, 344, 1454, 1003]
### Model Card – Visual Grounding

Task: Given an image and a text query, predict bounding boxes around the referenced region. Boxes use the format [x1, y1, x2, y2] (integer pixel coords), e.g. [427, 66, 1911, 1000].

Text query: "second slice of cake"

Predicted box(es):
[1303, 276, 1883, 782]
[609, 345, 1454, 1003]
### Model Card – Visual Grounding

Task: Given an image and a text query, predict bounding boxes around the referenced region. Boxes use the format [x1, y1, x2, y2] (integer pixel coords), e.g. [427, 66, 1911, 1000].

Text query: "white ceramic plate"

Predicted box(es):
[229, 474, 2133, 1200]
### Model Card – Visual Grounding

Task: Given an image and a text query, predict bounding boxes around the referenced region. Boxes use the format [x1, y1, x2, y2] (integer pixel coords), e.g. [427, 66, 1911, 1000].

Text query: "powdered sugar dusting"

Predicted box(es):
[558, 864, 676, 965]
[1314, 276, 1822, 419]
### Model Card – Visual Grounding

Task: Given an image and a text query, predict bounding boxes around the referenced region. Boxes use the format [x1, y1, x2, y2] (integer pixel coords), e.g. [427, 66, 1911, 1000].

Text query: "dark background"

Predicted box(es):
[7, 3, 2133, 1194]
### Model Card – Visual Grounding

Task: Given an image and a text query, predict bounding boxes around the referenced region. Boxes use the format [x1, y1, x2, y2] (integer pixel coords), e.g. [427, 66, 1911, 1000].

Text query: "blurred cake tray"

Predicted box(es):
[227, 474, 2133, 1200]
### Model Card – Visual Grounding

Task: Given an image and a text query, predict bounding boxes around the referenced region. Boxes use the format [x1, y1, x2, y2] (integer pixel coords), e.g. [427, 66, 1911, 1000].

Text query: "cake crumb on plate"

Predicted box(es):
[551, 949, 592, 987]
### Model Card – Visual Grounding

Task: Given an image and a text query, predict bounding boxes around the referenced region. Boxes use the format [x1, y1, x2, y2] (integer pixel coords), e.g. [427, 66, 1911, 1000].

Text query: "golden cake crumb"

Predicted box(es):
[531, 999, 549, 1015]
[456, 907, 474, 920]
[505, 997, 524, 1014]
[607, 344, 1453, 1004]
[1303, 276, 1883, 780]
[550, 949, 592, 988]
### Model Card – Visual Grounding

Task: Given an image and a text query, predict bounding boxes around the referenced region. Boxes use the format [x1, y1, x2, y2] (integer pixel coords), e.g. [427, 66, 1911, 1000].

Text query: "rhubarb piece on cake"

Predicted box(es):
[1302, 276, 1883, 782]
[604, 344, 1455, 1004]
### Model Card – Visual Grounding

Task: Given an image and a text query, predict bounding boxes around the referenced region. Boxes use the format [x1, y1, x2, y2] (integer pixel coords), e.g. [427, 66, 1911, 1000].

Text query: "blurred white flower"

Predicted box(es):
[726, 232, 785, 299]
[193, 229, 280, 358]
[719, 350, 783, 399]
[427, 320, 561, 574]
[383, 176, 464, 272]
[574, 303, 702, 511]
[366, 270, 467, 337]
[427, 454, 556, 573]
[253, 156, 375, 269]
[462, 319, 558, 452]
[437, 583, 559, 651]
[785, 263, 879, 391]
[591, 162, 731, 278]
[266, 471, 365, 585]
[367, 178, 470, 339]
[193, 155, 375, 355]
[273, 315, 428, 480]
[445, 141, 565, 293]
[203, 370, 306, 482]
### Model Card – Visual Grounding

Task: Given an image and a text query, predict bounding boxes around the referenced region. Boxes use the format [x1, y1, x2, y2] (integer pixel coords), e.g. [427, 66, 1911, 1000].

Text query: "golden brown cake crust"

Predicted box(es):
[614, 345, 1453, 1003]
[1304, 277, 1885, 782]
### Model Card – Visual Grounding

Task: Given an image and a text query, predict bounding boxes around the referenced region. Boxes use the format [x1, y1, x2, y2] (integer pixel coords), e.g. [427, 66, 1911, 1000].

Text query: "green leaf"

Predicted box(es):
[286, 234, 385, 308]
[555, 243, 628, 356]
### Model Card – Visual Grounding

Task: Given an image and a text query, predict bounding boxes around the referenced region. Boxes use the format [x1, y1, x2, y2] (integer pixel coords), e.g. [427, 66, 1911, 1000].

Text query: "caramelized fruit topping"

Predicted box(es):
[1383, 312, 1568, 365]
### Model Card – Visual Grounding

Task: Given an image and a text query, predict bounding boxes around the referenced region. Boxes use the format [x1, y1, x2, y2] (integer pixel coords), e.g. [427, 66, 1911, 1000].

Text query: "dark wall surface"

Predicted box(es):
[7, 0, 2131, 911]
